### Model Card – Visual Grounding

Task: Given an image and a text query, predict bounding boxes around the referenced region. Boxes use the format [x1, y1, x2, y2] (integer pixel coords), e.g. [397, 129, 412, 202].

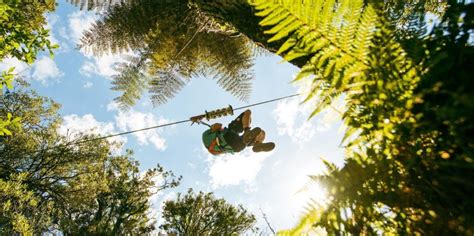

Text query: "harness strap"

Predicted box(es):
[208, 131, 234, 155]
[208, 138, 223, 155]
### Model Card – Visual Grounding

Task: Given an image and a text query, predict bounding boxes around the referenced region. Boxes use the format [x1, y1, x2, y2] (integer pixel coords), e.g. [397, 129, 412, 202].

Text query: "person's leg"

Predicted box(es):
[243, 127, 262, 144]
[223, 131, 246, 152]
[252, 130, 275, 152]
[227, 109, 251, 134]
[254, 130, 265, 143]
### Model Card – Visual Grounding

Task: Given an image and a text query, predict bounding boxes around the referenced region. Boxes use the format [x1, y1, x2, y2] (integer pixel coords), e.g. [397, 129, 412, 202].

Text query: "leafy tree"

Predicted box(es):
[160, 189, 256, 235]
[0, 0, 58, 135]
[249, 0, 473, 234]
[0, 83, 180, 234]
[59, 155, 181, 234]
[383, 0, 447, 27]
[0, 0, 57, 64]
[76, 0, 255, 108]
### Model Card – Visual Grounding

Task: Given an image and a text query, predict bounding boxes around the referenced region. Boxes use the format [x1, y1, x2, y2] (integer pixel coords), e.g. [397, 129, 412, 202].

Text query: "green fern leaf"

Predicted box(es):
[292, 64, 315, 82]
[268, 21, 303, 42]
[264, 16, 295, 35]
[283, 51, 309, 61]
[259, 9, 289, 26]
[250, 0, 378, 118]
[276, 37, 297, 54]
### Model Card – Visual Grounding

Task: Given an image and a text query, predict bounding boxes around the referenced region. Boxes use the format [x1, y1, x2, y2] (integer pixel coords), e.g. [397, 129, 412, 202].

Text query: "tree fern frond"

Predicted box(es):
[198, 32, 254, 101]
[322, 159, 338, 172]
[67, 0, 132, 10]
[251, 0, 377, 116]
[111, 56, 149, 110]
[80, 0, 190, 55]
[247, 40, 271, 57]
[78, 0, 258, 106]
[148, 71, 190, 106]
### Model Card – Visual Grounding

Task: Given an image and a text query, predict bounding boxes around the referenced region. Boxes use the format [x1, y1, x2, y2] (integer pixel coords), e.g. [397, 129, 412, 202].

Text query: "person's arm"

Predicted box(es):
[210, 123, 222, 132]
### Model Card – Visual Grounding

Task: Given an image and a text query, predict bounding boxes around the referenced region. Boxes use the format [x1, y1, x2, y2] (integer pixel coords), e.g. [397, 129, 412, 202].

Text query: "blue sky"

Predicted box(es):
[1, 1, 346, 231]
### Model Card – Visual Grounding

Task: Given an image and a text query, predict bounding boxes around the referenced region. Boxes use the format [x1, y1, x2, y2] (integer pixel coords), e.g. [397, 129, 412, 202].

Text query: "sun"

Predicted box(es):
[294, 181, 329, 207]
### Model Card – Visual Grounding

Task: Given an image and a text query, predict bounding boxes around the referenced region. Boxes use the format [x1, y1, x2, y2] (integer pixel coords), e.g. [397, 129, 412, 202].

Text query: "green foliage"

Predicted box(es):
[252, 0, 473, 234]
[0, 0, 59, 136]
[0, 67, 15, 92]
[0, 112, 21, 136]
[252, 0, 380, 118]
[383, 0, 447, 27]
[0, 0, 57, 63]
[78, 0, 254, 107]
[0, 85, 180, 234]
[160, 189, 256, 235]
[0, 172, 38, 234]
[59, 155, 181, 234]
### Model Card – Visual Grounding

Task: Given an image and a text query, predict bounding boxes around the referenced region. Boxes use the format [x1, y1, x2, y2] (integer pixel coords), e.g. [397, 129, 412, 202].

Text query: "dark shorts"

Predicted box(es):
[223, 131, 245, 152]
[223, 111, 247, 152]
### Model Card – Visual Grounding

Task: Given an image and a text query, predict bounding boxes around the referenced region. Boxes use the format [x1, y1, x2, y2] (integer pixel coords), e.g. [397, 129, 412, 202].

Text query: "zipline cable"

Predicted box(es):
[67, 93, 302, 146]
[233, 93, 300, 111]
[73, 119, 192, 145]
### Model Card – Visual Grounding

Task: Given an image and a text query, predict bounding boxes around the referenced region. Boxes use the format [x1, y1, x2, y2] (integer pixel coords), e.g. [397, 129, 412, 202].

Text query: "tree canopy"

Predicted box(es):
[77, 0, 258, 108]
[160, 189, 256, 235]
[249, 0, 473, 234]
[0, 83, 180, 234]
[0, 0, 58, 136]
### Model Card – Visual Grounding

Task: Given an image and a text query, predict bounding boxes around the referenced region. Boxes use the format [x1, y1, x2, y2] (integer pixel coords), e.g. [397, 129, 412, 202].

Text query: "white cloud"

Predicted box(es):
[58, 26, 70, 41]
[79, 53, 125, 79]
[107, 101, 120, 111]
[273, 81, 343, 144]
[45, 14, 60, 46]
[66, 10, 127, 79]
[207, 149, 272, 190]
[144, 172, 176, 232]
[83, 81, 93, 88]
[115, 111, 169, 150]
[59, 114, 126, 150]
[109, 102, 170, 151]
[273, 99, 316, 143]
[0, 57, 29, 74]
[0, 56, 62, 85]
[31, 56, 64, 84]
[45, 13, 73, 53]
[149, 191, 177, 227]
[0, 15, 65, 82]
[67, 11, 99, 44]
[148, 190, 181, 234]
[79, 61, 95, 77]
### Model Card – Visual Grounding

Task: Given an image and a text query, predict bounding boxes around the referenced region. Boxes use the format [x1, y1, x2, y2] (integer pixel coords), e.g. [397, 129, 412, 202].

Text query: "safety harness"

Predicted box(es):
[202, 128, 234, 155]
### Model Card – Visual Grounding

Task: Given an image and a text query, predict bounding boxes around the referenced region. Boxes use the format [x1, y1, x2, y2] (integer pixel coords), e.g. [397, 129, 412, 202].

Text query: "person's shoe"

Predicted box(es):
[252, 142, 275, 152]
[243, 127, 262, 144]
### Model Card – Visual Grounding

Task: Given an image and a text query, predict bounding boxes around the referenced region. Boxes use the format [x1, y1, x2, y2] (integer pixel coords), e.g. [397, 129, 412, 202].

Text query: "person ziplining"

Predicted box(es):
[187, 94, 302, 155]
[192, 109, 275, 155]
[41, 94, 300, 155]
